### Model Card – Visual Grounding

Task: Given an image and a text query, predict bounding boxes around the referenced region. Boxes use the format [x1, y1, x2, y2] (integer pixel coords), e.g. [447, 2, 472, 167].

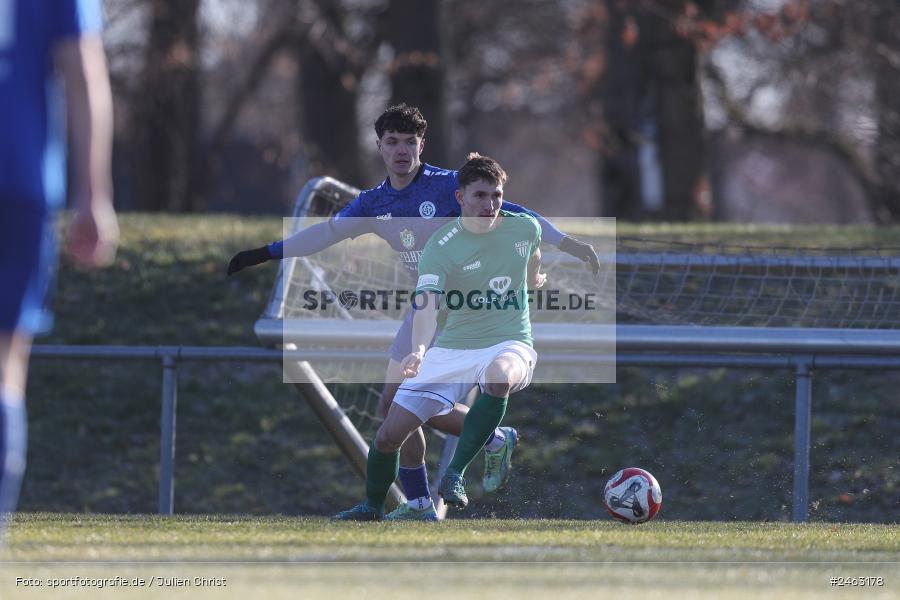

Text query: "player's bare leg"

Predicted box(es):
[0, 333, 31, 532]
[0, 333, 31, 396]
[425, 409, 465, 436]
[373, 400, 425, 454]
[440, 354, 528, 508]
[426, 404, 465, 436]
[482, 354, 524, 398]
[379, 359, 428, 468]
[378, 359, 435, 519]
[380, 360, 516, 520]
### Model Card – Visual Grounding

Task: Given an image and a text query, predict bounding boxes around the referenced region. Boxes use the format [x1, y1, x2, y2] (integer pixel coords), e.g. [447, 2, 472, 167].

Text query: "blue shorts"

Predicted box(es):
[0, 199, 56, 335]
[388, 308, 439, 362]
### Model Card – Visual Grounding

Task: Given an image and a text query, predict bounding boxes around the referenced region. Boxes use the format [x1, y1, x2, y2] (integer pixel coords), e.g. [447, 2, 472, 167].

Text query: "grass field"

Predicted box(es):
[1, 514, 897, 599]
[9, 216, 900, 597]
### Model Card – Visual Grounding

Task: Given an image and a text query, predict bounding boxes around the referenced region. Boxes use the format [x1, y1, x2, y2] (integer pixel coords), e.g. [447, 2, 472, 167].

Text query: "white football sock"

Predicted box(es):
[406, 496, 434, 511]
[484, 428, 506, 452]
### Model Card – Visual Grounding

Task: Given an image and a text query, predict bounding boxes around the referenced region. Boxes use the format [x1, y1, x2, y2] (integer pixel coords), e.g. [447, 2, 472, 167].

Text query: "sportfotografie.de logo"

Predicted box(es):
[300, 288, 597, 311]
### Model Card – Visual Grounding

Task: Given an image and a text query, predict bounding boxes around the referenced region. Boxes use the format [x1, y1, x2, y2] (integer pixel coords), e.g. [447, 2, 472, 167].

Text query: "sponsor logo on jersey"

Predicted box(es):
[463, 260, 482, 272]
[418, 274, 440, 288]
[437, 226, 459, 246]
[419, 201, 436, 219]
[515, 240, 529, 258]
[376, 212, 392, 220]
[489, 276, 512, 295]
[400, 228, 416, 249]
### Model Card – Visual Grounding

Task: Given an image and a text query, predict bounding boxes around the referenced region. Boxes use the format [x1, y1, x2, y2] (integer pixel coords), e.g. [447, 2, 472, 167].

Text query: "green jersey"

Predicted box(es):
[415, 210, 541, 349]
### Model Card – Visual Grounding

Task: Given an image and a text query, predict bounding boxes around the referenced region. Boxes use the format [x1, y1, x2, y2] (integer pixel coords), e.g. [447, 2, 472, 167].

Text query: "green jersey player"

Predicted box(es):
[335, 153, 543, 520]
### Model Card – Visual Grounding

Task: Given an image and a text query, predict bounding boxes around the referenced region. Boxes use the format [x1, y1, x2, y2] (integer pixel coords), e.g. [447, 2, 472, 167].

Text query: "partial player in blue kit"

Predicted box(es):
[228, 104, 599, 519]
[0, 0, 118, 531]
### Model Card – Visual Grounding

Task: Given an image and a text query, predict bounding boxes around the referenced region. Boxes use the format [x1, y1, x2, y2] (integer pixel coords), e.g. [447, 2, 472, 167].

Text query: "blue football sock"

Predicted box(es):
[0, 390, 27, 529]
[398, 463, 431, 508]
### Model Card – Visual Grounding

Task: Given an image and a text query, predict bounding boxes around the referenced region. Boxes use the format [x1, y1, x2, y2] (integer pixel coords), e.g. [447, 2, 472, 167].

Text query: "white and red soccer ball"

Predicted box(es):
[604, 467, 662, 524]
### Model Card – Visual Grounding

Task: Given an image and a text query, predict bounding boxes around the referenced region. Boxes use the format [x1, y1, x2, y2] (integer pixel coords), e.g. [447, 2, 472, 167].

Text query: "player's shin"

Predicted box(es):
[0, 390, 27, 530]
[365, 442, 400, 513]
[448, 392, 508, 476]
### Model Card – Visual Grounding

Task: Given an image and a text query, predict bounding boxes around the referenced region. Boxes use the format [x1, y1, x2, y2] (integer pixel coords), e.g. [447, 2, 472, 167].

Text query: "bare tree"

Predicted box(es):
[133, 0, 202, 212]
[295, 1, 381, 186]
[381, 0, 449, 166]
[587, 0, 708, 220]
[696, 0, 900, 223]
[871, 1, 900, 220]
[593, 1, 641, 219]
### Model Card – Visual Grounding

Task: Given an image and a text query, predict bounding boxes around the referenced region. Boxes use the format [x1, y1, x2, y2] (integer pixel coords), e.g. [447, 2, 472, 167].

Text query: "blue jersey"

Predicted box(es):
[0, 0, 102, 207]
[331, 163, 564, 276]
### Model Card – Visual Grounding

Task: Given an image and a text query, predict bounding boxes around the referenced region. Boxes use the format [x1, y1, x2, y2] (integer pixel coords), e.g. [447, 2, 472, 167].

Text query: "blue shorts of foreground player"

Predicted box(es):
[388, 308, 439, 363]
[0, 199, 57, 335]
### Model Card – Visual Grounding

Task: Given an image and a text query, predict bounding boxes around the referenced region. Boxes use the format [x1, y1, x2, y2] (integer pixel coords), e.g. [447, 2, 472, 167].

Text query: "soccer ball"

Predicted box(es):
[604, 467, 662, 524]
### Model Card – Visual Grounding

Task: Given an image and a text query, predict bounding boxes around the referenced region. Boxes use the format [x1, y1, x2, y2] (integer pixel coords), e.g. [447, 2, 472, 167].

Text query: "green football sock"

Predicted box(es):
[365, 443, 399, 513]
[448, 392, 508, 476]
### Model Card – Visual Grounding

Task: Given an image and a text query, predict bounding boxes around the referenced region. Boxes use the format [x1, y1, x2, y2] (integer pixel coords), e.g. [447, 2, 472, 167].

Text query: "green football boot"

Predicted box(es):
[438, 470, 468, 509]
[333, 502, 383, 521]
[384, 502, 439, 521]
[483, 427, 518, 493]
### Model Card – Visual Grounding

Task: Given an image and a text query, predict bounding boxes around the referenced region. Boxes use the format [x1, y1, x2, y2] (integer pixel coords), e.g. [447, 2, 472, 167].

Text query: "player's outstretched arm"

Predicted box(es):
[559, 235, 600, 275]
[500, 201, 600, 274]
[227, 217, 367, 275]
[56, 35, 119, 268]
[227, 245, 276, 275]
[500, 201, 564, 246]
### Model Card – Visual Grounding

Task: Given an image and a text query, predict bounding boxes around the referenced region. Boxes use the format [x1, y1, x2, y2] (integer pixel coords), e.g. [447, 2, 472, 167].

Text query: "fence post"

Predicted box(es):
[159, 353, 178, 515]
[793, 359, 813, 522]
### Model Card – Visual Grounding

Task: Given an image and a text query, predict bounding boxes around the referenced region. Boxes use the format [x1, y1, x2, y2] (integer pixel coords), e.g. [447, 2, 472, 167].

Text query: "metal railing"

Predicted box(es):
[32, 326, 900, 520]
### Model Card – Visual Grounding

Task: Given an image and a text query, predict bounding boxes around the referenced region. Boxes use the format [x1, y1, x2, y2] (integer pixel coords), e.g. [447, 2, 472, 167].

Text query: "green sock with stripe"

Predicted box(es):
[448, 392, 508, 476]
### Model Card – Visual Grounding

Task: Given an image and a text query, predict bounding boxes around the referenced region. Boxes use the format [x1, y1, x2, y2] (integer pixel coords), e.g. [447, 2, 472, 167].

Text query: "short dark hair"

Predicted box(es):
[374, 103, 427, 138]
[457, 152, 508, 188]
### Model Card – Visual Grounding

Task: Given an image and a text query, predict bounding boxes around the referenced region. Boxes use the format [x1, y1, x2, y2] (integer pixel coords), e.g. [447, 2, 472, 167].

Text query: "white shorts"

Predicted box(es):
[393, 340, 537, 422]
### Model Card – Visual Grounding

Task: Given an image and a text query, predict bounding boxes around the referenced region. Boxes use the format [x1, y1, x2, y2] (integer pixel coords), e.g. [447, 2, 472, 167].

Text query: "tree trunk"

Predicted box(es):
[599, 0, 705, 221]
[296, 5, 363, 186]
[383, 0, 449, 167]
[642, 0, 705, 221]
[600, 0, 643, 219]
[873, 2, 900, 222]
[134, 0, 201, 212]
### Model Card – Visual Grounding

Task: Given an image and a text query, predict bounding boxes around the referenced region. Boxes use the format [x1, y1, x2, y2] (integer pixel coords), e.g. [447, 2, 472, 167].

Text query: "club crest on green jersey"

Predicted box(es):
[515, 240, 529, 258]
[489, 276, 512, 295]
[400, 228, 416, 249]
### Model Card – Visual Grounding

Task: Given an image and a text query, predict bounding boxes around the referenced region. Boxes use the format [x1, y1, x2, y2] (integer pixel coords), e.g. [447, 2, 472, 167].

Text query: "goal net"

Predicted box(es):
[615, 238, 900, 329]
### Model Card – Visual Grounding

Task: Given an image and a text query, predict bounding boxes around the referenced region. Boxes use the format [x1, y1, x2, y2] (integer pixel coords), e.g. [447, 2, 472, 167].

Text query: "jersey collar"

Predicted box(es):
[383, 164, 426, 194]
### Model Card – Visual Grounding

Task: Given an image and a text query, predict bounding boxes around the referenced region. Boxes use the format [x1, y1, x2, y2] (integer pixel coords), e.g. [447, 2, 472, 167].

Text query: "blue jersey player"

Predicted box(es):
[228, 104, 598, 520]
[0, 0, 118, 531]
